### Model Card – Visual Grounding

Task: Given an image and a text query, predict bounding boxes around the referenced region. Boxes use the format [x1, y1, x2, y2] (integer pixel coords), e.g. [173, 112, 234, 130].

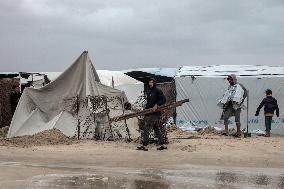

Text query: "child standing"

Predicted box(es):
[255, 89, 279, 137]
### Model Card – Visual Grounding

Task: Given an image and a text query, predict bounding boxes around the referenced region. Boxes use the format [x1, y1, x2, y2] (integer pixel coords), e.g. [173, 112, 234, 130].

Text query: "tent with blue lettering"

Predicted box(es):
[175, 65, 284, 135]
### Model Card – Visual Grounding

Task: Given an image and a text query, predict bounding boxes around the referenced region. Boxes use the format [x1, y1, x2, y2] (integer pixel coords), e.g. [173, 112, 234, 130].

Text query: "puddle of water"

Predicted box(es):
[26, 171, 284, 189]
[133, 179, 170, 189]
[253, 174, 272, 186]
[3, 162, 279, 189]
[278, 175, 284, 188]
[138, 169, 164, 180]
[216, 172, 238, 184]
[28, 174, 170, 189]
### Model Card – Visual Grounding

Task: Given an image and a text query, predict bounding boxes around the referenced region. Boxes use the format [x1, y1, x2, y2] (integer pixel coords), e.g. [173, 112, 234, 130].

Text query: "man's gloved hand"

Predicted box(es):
[277, 113, 279, 117]
[255, 112, 259, 116]
[152, 104, 158, 112]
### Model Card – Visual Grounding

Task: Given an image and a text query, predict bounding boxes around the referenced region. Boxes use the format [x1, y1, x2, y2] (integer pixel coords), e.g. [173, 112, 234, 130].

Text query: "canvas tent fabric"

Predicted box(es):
[96, 70, 144, 104]
[97, 70, 141, 86]
[21, 71, 144, 105]
[175, 76, 284, 135]
[39, 71, 142, 87]
[8, 51, 129, 139]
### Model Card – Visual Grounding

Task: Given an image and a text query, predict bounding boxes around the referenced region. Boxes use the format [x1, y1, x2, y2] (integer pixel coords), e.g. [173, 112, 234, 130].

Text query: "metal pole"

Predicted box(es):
[247, 90, 249, 133]
[245, 90, 251, 137]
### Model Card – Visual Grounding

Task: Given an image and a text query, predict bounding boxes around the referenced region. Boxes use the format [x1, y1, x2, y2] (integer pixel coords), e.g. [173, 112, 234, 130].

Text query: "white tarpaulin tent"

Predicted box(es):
[22, 70, 144, 104]
[176, 65, 284, 135]
[96, 70, 144, 104]
[8, 51, 130, 139]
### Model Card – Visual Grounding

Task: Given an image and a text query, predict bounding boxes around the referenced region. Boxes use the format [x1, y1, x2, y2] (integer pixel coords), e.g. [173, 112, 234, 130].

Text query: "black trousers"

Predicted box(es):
[142, 114, 164, 146]
[265, 116, 272, 132]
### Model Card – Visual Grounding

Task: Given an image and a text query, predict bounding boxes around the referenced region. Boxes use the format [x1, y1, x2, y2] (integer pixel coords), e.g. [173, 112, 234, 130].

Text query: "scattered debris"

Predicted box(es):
[251, 129, 266, 136]
[197, 126, 237, 136]
[180, 145, 196, 152]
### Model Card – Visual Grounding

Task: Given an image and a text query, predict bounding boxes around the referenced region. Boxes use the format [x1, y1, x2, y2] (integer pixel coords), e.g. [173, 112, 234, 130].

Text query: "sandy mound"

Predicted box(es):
[167, 124, 199, 140]
[197, 126, 221, 135]
[167, 124, 192, 135]
[0, 128, 78, 147]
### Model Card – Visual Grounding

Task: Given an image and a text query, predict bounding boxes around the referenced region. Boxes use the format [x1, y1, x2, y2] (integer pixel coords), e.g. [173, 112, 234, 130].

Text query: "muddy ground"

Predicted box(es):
[0, 128, 284, 188]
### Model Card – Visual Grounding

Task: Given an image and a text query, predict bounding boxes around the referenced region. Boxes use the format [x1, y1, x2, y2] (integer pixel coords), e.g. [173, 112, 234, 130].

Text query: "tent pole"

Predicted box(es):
[244, 90, 251, 137]
[104, 96, 114, 140]
[247, 90, 249, 133]
[111, 76, 114, 88]
[121, 97, 131, 141]
[77, 96, 80, 140]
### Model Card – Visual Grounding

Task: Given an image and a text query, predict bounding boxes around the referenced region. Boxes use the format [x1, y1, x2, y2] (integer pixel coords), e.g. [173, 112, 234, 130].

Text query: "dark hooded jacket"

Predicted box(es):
[256, 96, 279, 116]
[145, 85, 166, 116]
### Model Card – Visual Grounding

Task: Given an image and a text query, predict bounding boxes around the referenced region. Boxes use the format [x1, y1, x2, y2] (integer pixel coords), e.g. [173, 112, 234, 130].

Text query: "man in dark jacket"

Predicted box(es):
[137, 78, 167, 151]
[255, 89, 279, 137]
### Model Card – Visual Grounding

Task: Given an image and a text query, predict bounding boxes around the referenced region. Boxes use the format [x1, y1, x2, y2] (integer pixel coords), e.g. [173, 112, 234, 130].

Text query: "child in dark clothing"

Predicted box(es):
[255, 89, 279, 137]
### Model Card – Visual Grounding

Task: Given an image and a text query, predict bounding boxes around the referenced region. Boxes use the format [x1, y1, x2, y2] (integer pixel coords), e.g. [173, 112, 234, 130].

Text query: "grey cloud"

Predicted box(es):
[0, 0, 284, 71]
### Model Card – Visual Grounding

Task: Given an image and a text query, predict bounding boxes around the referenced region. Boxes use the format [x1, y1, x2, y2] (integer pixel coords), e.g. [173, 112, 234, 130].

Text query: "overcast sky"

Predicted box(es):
[1, 0, 284, 71]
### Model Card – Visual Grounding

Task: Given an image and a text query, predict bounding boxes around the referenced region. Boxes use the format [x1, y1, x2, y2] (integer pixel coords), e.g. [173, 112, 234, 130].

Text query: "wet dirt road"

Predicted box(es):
[1, 160, 284, 189]
[1, 135, 284, 188]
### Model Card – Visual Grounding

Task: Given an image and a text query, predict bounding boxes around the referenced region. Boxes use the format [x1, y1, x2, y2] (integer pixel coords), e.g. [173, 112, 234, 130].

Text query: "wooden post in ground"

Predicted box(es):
[76, 96, 80, 140]
[104, 96, 114, 140]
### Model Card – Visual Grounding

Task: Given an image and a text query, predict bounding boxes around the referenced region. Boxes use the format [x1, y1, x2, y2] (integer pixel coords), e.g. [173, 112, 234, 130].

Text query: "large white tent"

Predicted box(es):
[176, 65, 284, 135]
[8, 51, 130, 139]
[96, 70, 144, 104]
[20, 70, 143, 104]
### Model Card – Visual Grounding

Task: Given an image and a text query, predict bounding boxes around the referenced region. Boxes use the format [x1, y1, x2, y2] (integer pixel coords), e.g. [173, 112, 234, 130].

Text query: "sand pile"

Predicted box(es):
[0, 128, 78, 147]
[197, 127, 238, 136]
[167, 124, 190, 135]
[198, 126, 220, 135]
[166, 124, 179, 132]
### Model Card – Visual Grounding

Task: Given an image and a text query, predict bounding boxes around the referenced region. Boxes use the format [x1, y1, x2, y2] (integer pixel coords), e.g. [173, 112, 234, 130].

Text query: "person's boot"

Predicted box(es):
[265, 131, 270, 137]
[136, 145, 148, 151]
[157, 145, 167, 150]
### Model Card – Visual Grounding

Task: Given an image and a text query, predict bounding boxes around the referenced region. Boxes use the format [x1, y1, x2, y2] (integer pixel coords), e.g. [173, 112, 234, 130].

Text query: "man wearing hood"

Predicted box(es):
[137, 78, 167, 151]
[219, 74, 248, 137]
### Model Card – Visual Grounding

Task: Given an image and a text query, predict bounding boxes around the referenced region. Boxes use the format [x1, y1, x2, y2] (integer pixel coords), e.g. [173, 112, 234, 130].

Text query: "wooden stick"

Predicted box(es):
[110, 99, 189, 122]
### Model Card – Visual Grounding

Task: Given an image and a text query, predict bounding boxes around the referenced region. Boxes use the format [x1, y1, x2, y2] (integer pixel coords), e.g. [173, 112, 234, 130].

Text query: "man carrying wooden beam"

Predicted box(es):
[136, 78, 167, 151]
